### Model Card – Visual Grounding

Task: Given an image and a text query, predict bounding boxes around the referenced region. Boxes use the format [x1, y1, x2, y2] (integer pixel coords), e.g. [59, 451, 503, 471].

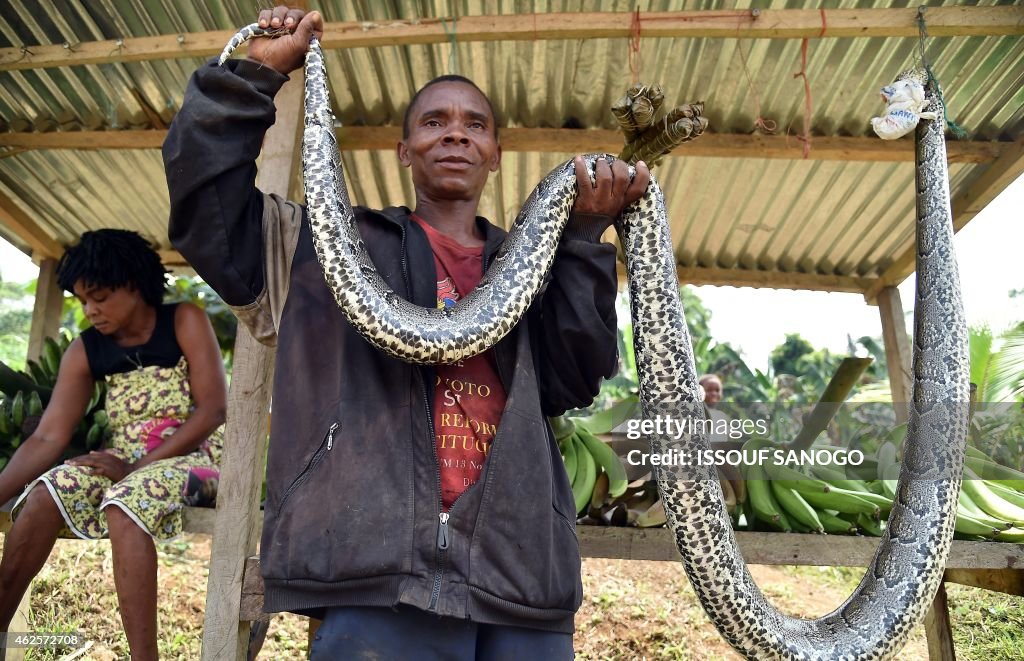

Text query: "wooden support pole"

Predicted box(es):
[877, 286, 912, 425]
[26, 258, 64, 362]
[923, 584, 957, 661]
[200, 70, 303, 661]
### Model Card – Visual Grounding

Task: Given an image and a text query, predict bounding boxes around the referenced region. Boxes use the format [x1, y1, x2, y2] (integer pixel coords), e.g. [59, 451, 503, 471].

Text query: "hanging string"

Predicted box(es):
[628, 8, 642, 84]
[736, 36, 776, 134]
[790, 10, 825, 159]
[441, 17, 458, 75]
[916, 8, 967, 139]
[792, 38, 813, 158]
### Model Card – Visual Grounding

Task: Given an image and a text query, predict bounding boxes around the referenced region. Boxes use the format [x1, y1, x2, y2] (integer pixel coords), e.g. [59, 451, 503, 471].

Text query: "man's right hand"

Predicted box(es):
[248, 6, 324, 76]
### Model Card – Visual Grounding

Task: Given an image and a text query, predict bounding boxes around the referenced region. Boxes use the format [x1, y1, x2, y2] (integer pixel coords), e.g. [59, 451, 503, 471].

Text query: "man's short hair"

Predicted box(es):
[402, 75, 499, 140]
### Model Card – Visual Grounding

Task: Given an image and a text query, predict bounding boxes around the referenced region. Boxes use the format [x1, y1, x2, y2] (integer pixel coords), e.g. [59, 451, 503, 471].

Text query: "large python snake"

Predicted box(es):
[221, 27, 968, 659]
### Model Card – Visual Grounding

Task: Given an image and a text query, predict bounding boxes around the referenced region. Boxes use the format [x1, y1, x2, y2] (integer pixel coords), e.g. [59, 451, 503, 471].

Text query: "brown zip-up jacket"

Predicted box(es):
[164, 58, 618, 633]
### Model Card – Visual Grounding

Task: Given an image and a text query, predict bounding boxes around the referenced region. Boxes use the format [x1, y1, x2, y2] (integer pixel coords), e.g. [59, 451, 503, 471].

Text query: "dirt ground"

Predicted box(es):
[6, 533, 943, 660]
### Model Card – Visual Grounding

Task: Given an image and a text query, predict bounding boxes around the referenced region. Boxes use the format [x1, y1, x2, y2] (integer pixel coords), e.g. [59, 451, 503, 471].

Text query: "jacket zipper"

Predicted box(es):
[276, 422, 338, 516]
[420, 370, 451, 612]
[404, 221, 451, 612]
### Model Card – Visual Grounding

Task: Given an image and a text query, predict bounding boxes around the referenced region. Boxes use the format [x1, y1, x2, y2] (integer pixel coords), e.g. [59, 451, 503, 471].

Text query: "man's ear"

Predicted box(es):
[489, 144, 502, 172]
[397, 140, 411, 168]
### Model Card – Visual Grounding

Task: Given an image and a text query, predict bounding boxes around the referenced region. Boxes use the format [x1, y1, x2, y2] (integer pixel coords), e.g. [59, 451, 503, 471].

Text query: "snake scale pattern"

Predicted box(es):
[221, 29, 969, 659]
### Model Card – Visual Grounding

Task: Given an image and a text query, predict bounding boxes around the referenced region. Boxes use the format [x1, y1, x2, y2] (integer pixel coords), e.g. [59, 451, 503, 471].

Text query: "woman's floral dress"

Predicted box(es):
[13, 356, 223, 541]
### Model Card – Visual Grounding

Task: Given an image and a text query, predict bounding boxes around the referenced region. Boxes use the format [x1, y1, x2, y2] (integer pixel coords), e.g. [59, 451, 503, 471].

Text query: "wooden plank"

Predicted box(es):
[0, 130, 167, 150]
[210, 524, 1024, 571]
[0, 188, 63, 259]
[877, 286, 912, 425]
[670, 264, 874, 293]
[945, 568, 1024, 596]
[26, 259, 65, 363]
[157, 250, 188, 267]
[863, 136, 1024, 303]
[0, 128, 1006, 165]
[236, 530, 1024, 611]
[1, 7, 1021, 71]
[199, 70, 302, 661]
[240, 557, 266, 622]
[923, 583, 957, 661]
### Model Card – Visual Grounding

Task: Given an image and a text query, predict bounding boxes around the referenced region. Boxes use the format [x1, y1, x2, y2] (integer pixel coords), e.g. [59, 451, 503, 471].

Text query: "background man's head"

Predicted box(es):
[699, 374, 723, 408]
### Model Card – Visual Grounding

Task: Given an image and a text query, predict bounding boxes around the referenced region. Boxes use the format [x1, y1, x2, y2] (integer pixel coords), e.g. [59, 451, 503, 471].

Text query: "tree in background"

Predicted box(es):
[0, 277, 32, 370]
[769, 333, 814, 376]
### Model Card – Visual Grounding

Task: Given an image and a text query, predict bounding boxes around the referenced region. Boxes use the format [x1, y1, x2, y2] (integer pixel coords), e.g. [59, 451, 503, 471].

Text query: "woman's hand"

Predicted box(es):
[67, 451, 132, 482]
[247, 6, 324, 76]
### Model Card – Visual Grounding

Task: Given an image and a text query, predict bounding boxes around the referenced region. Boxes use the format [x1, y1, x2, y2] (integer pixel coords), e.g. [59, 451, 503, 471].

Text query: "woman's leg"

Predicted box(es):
[0, 484, 64, 630]
[105, 506, 158, 661]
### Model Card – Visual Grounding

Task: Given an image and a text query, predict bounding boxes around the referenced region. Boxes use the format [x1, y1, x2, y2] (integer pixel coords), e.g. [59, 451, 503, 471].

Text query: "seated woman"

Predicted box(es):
[0, 229, 226, 660]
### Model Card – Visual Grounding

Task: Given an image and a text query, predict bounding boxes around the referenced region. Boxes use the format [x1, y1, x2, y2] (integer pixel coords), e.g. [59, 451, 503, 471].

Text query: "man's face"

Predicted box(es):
[701, 378, 723, 408]
[397, 81, 501, 202]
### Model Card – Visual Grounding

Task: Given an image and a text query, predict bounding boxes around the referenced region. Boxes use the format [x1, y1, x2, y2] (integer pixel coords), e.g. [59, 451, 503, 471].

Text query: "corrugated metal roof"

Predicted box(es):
[0, 0, 1021, 289]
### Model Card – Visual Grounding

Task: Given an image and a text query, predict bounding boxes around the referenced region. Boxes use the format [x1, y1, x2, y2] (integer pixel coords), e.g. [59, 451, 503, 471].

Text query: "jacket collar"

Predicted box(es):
[369, 205, 508, 264]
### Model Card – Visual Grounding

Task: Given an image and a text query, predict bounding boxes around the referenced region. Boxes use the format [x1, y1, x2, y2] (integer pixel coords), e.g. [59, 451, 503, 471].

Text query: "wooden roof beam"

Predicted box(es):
[863, 136, 1024, 304]
[0, 188, 63, 259]
[1, 7, 1021, 71]
[615, 263, 876, 293]
[0, 128, 1008, 164]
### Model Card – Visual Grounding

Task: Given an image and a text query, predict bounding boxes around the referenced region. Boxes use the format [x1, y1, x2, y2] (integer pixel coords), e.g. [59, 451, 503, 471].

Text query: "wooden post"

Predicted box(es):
[877, 286, 912, 424]
[9, 257, 63, 658]
[923, 581, 957, 661]
[26, 258, 64, 362]
[877, 285, 956, 660]
[200, 69, 303, 661]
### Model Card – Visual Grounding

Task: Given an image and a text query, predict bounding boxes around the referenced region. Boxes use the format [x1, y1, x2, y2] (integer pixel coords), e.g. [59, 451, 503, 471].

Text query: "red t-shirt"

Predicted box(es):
[411, 215, 508, 511]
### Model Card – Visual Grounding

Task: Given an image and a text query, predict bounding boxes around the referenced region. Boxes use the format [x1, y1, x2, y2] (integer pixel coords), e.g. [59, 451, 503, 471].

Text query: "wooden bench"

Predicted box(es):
[225, 526, 1023, 620]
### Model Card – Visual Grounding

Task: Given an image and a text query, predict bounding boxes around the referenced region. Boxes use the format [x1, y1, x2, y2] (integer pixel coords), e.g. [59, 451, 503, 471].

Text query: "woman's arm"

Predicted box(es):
[0, 339, 94, 504]
[130, 303, 227, 470]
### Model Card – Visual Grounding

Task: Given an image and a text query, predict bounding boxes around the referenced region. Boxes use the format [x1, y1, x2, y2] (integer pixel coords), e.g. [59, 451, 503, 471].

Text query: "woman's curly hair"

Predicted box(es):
[56, 229, 167, 307]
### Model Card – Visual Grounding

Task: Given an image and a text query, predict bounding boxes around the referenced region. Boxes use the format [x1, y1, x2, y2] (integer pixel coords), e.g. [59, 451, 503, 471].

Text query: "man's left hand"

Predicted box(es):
[572, 156, 651, 219]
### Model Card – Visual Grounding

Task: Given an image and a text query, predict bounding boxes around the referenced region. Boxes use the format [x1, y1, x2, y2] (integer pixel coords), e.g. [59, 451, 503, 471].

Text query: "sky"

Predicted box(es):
[1, 173, 1021, 371]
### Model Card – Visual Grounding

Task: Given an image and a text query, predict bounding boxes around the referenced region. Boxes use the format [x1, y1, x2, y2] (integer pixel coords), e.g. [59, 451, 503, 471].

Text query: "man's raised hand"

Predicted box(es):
[247, 6, 324, 75]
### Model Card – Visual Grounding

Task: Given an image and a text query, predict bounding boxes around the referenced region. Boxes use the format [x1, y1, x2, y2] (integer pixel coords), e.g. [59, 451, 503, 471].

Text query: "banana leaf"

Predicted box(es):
[0, 361, 53, 403]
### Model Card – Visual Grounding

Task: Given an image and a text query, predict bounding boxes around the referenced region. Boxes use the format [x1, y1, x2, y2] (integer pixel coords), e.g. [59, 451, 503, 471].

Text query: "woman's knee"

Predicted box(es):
[104, 505, 130, 531]
[20, 484, 59, 520]
[105, 505, 145, 539]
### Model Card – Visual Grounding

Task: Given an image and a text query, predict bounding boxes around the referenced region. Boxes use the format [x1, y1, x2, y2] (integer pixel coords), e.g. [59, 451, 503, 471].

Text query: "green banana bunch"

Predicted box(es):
[770, 480, 824, 533]
[551, 415, 630, 516]
[0, 398, 11, 437]
[745, 463, 791, 532]
[42, 336, 63, 379]
[961, 467, 1024, 527]
[571, 433, 597, 515]
[11, 390, 24, 429]
[576, 425, 628, 499]
[28, 390, 42, 416]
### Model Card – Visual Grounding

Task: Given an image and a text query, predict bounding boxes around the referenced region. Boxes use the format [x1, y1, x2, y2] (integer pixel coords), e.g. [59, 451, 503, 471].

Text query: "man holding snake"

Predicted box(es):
[164, 5, 650, 659]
